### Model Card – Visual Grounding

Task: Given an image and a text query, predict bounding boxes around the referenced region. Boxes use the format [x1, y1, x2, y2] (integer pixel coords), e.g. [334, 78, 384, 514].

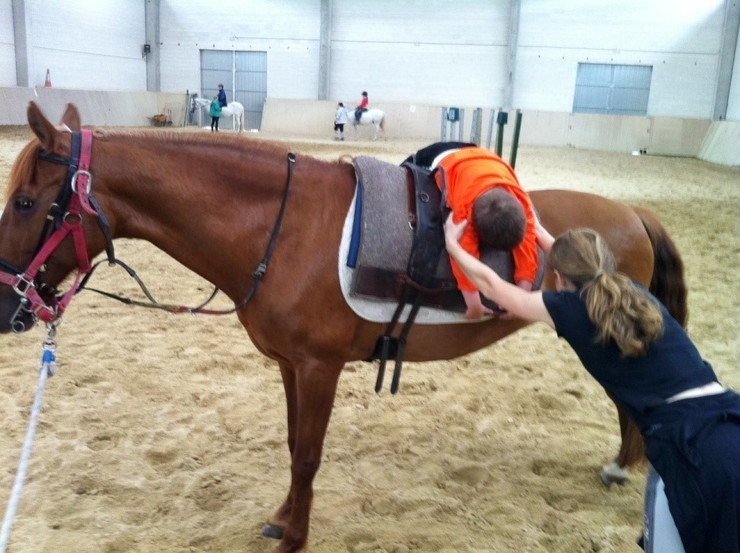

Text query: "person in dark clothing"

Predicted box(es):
[217, 84, 227, 107]
[444, 216, 740, 553]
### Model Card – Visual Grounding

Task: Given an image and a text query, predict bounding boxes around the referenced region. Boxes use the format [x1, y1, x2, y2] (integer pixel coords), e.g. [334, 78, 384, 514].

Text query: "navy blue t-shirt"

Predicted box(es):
[542, 286, 717, 428]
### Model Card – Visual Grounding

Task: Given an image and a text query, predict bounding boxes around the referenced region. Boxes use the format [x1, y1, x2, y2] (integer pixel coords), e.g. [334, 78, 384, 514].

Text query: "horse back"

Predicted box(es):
[530, 189, 655, 288]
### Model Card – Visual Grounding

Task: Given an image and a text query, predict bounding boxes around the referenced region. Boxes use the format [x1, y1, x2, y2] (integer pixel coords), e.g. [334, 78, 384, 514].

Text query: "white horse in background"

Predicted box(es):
[193, 97, 245, 133]
[346, 108, 386, 141]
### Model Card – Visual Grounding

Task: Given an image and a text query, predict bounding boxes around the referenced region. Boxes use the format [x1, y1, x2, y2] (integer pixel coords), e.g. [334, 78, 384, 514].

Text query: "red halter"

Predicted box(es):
[0, 129, 99, 325]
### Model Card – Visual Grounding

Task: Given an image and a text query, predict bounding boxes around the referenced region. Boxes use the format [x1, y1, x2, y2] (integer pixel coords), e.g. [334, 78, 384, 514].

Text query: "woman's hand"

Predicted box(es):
[444, 213, 467, 246]
[534, 217, 555, 254]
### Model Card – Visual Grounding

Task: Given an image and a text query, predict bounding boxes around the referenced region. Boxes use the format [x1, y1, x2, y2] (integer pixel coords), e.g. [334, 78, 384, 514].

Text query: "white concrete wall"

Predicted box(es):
[0, 86, 186, 127]
[3, 0, 146, 90]
[0, 0, 15, 85]
[0, 1, 737, 163]
[0, 1, 735, 119]
[28, 1, 146, 90]
[329, 1, 509, 107]
[515, 0, 728, 118]
[698, 121, 740, 165]
[159, 0, 322, 99]
[260, 98, 727, 161]
[154, 0, 734, 120]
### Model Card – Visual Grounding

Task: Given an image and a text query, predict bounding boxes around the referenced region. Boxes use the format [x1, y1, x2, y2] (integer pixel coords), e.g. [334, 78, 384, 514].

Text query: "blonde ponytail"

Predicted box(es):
[582, 272, 664, 356]
[549, 229, 664, 356]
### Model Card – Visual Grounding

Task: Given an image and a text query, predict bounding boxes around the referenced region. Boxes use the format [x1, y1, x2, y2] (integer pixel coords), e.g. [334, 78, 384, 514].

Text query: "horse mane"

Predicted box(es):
[93, 128, 299, 159]
[6, 140, 41, 201]
[6, 128, 349, 203]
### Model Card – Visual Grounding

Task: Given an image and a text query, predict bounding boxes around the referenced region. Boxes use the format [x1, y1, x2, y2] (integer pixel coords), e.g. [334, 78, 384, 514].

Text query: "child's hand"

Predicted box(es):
[444, 213, 467, 244]
[516, 280, 533, 292]
[464, 303, 494, 320]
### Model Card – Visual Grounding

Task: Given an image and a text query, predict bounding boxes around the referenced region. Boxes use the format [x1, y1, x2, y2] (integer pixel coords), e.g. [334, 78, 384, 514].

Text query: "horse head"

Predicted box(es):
[0, 102, 105, 333]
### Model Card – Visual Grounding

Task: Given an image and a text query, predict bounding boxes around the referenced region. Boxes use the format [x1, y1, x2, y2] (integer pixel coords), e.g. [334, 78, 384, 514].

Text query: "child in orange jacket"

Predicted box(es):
[434, 147, 537, 319]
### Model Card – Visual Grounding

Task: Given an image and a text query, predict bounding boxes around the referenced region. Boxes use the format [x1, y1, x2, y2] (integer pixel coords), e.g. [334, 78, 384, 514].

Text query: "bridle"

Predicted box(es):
[0, 129, 115, 330]
[0, 129, 297, 331]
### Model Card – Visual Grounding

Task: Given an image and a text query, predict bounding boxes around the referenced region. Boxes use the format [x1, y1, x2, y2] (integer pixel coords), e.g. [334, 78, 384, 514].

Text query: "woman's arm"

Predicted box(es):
[445, 214, 555, 327]
[535, 217, 555, 254]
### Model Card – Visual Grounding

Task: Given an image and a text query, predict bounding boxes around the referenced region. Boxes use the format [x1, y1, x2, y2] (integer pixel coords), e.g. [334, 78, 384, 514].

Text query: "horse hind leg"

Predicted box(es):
[600, 402, 644, 486]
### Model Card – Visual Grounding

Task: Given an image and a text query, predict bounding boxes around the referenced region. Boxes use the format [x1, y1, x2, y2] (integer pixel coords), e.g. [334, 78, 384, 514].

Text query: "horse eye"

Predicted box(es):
[14, 196, 35, 212]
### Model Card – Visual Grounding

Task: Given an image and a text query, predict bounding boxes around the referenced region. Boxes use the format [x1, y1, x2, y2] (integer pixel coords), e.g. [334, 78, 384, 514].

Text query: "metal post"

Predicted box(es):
[509, 109, 523, 168]
[470, 108, 483, 145]
[495, 109, 507, 157]
[457, 109, 465, 141]
[440, 107, 448, 142]
[486, 109, 496, 150]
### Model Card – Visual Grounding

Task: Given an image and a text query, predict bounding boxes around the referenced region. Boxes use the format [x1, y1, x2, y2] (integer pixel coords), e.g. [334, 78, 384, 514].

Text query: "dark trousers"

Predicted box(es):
[211, 116, 219, 131]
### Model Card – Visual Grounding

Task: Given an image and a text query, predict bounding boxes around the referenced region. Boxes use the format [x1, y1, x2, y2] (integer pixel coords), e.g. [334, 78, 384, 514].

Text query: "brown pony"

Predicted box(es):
[0, 103, 686, 553]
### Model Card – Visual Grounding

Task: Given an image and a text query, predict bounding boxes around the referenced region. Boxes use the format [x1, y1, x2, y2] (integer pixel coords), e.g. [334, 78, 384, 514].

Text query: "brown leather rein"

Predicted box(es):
[78, 151, 297, 316]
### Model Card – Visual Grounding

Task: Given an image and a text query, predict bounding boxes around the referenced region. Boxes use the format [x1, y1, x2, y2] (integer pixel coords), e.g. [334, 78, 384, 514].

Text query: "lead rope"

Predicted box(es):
[0, 324, 58, 553]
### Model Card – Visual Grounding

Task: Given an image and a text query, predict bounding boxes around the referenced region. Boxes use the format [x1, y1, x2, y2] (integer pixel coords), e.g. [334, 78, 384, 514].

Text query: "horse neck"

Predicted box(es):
[90, 132, 300, 297]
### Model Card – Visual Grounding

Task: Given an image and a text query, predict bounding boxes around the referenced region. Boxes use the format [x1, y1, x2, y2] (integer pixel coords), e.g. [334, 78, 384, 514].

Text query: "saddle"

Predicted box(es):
[349, 143, 545, 394]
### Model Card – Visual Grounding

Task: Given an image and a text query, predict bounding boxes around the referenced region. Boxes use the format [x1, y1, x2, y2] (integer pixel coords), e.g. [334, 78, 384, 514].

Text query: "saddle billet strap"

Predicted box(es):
[373, 158, 449, 394]
[390, 294, 423, 394]
[373, 287, 423, 395]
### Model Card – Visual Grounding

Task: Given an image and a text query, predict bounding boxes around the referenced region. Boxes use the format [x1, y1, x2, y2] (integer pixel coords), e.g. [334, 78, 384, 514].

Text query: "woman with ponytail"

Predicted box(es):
[444, 215, 739, 553]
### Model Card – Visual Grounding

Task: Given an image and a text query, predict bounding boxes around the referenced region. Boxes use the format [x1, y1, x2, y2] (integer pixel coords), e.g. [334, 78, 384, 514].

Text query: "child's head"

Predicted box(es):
[472, 189, 526, 250]
[338, 102, 344, 107]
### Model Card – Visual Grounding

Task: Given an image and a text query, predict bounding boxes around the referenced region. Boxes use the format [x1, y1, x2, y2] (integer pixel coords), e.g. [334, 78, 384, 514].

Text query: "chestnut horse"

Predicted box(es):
[0, 103, 686, 553]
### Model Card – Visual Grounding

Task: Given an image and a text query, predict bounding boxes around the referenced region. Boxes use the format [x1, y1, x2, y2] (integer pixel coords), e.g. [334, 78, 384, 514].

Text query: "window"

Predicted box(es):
[573, 63, 652, 115]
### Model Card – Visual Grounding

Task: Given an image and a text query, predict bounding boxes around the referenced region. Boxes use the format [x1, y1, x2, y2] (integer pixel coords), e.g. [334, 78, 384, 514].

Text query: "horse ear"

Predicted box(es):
[27, 101, 61, 152]
[60, 103, 81, 132]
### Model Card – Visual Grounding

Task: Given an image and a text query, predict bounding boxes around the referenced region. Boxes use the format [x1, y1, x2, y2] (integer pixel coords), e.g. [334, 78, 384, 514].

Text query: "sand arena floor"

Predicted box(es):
[0, 123, 738, 553]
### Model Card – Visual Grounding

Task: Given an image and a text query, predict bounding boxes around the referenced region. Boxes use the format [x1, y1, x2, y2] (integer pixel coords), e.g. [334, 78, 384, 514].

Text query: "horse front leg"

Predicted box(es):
[266, 358, 344, 553]
[263, 363, 299, 536]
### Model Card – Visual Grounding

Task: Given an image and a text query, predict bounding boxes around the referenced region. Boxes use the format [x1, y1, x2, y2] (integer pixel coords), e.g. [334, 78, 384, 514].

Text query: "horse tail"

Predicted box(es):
[633, 206, 688, 327]
[607, 206, 688, 475]
[380, 113, 385, 131]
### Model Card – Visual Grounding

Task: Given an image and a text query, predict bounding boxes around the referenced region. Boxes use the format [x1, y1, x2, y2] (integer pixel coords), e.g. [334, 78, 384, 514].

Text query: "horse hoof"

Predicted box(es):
[262, 524, 285, 540]
[599, 462, 629, 487]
